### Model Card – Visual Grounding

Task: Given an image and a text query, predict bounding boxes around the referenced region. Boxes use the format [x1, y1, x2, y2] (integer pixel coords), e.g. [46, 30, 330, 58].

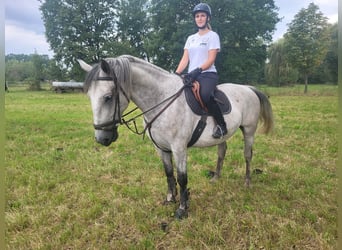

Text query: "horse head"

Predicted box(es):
[78, 58, 131, 146]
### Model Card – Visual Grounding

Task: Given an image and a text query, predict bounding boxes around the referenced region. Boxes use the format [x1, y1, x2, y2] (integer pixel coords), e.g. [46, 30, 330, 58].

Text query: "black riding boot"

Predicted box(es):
[207, 100, 227, 138]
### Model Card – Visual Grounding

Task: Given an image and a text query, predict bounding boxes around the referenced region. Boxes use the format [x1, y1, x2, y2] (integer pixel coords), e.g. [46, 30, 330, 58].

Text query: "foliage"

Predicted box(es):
[38, 0, 279, 83]
[39, 0, 118, 80]
[5, 85, 337, 249]
[284, 3, 330, 93]
[309, 24, 337, 85]
[115, 0, 151, 59]
[5, 54, 36, 62]
[5, 53, 49, 90]
[265, 39, 298, 86]
[146, 0, 280, 83]
[5, 57, 34, 82]
[7, 1, 337, 86]
[29, 53, 47, 90]
[146, 0, 196, 69]
[266, 23, 337, 87]
[211, 0, 280, 83]
[46, 59, 69, 82]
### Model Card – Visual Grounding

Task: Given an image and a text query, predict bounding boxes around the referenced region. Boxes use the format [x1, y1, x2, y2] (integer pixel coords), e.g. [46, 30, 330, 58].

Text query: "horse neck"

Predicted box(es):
[129, 62, 183, 113]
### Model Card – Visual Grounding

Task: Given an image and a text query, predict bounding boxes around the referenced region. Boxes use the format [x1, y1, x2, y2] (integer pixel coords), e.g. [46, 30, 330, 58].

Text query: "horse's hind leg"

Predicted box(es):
[159, 150, 177, 203]
[211, 142, 227, 182]
[241, 127, 255, 187]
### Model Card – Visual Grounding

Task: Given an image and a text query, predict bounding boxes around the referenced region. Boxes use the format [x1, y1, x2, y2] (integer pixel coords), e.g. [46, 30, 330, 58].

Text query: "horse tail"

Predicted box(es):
[249, 87, 274, 134]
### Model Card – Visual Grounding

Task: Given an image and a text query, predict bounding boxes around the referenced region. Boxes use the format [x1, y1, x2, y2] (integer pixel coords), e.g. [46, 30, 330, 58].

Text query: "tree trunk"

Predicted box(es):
[304, 74, 308, 94]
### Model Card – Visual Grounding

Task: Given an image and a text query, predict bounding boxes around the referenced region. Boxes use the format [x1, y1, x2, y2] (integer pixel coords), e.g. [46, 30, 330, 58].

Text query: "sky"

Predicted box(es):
[5, 0, 339, 58]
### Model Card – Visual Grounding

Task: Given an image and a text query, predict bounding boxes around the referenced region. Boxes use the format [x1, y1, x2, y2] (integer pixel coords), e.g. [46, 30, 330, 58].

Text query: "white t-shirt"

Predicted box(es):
[184, 30, 220, 73]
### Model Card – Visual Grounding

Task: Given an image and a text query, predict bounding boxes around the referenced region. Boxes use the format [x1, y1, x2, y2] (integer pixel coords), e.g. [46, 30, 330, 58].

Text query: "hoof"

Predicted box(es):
[210, 175, 219, 183]
[245, 179, 251, 188]
[160, 221, 169, 232]
[175, 208, 188, 219]
[206, 170, 216, 178]
[163, 194, 176, 205]
[253, 168, 263, 175]
[163, 199, 176, 206]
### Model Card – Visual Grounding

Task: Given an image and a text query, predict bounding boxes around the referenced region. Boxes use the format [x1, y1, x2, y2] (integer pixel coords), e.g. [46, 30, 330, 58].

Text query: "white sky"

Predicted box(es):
[5, 0, 339, 58]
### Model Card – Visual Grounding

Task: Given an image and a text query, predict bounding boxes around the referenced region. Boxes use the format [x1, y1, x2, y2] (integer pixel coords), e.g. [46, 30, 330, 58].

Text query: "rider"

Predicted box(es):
[175, 3, 227, 138]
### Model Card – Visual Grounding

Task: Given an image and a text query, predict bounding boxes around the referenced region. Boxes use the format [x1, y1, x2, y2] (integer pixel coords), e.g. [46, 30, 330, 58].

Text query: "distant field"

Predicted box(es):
[5, 84, 337, 249]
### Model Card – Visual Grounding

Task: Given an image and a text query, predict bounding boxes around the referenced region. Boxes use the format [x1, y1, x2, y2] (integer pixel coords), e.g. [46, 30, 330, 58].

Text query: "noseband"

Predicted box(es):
[93, 72, 130, 131]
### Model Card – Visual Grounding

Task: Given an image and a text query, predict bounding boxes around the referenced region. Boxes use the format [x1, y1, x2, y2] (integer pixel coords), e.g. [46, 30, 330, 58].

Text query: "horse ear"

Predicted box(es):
[100, 59, 111, 75]
[77, 59, 92, 72]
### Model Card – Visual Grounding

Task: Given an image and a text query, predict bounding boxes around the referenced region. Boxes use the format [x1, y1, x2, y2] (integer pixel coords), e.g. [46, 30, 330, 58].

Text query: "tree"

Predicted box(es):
[29, 52, 49, 90]
[309, 23, 338, 84]
[147, 0, 280, 83]
[39, 0, 280, 84]
[147, 0, 196, 70]
[115, 0, 150, 59]
[46, 59, 68, 81]
[323, 23, 338, 84]
[5, 59, 34, 82]
[265, 39, 298, 86]
[5, 54, 49, 89]
[284, 3, 330, 93]
[5, 54, 32, 63]
[211, 0, 280, 83]
[39, 0, 118, 81]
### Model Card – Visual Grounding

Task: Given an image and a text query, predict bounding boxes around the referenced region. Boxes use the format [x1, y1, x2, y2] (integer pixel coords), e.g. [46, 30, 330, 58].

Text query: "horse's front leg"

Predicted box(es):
[159, 150, 177, 203]
[173, 149, 189, 219]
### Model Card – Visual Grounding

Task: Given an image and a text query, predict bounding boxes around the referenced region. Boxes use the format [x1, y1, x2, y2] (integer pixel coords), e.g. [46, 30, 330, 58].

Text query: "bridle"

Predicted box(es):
[92, 72, 130, 132]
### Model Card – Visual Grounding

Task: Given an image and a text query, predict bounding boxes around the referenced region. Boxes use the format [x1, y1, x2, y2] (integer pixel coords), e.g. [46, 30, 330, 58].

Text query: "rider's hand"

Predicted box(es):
[186, 67, 202, 82]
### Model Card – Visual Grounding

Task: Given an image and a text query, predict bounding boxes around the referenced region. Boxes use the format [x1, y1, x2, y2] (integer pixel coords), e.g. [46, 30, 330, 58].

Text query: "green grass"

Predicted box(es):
[5, 84, 337, 249]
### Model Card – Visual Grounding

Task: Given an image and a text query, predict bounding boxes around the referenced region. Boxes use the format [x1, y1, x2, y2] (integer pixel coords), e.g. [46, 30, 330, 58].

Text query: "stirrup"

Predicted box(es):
[212, 125, 227, 139]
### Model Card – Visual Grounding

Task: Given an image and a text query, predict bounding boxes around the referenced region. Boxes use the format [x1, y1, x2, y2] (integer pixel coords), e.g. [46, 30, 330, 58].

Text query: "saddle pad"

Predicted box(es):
[184, 86, 232, 116]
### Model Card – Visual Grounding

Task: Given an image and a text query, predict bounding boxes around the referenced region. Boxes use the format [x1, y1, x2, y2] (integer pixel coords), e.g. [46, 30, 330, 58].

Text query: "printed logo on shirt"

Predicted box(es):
[200, 37, 209, 46]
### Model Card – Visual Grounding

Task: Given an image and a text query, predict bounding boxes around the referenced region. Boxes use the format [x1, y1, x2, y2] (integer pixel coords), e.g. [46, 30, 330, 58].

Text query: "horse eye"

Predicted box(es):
[104, 94, 112, 103]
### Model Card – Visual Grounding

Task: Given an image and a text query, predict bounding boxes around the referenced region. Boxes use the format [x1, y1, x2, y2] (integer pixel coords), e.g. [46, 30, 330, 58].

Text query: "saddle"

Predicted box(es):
[184, 81, 231, 116]
[183, 81, 231, 147]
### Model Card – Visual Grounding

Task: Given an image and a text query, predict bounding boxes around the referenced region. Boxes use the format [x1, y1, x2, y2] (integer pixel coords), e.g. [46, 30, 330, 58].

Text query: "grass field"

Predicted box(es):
[5, 84, 337, 249]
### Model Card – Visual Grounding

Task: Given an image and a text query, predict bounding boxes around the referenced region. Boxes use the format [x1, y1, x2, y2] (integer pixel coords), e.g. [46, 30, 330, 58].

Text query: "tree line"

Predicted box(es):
[5, 1, 337, 91]
[266, 3, 337, 92]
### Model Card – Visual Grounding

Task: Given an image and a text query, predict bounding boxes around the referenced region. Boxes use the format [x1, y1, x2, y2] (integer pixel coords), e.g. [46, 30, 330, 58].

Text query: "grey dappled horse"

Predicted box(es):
[78, 55, 274, 219]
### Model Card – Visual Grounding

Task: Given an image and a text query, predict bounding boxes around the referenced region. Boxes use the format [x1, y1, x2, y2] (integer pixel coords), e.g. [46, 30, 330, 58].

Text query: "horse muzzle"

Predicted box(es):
[95, 128, 118, 146]
[93, 120, 120, 146]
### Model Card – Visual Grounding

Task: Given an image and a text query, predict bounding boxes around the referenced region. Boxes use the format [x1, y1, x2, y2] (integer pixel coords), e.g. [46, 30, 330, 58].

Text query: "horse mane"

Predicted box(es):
[83, 55, 132, 93]
[120, 55, 170, 76]
[83, 55, 172, 93]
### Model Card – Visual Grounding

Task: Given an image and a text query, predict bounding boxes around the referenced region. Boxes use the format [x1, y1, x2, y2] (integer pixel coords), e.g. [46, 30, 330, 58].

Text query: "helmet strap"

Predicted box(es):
[198, 24, 207, 29]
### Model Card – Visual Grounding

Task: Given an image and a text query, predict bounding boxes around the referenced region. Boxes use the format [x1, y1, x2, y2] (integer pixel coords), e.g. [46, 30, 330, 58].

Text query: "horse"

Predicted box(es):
[78, 55, 274, 219]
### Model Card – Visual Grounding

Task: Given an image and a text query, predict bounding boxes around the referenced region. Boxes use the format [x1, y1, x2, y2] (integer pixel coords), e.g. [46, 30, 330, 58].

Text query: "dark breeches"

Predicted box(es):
[197, 72, 219, 104]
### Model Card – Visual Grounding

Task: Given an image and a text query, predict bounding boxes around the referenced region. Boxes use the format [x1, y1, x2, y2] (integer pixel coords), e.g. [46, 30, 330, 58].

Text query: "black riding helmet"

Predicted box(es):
[192, 3, 212, 17]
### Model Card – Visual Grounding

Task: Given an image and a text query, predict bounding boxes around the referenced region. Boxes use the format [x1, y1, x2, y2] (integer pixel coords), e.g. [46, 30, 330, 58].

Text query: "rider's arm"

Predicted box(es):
[175, 49, 189, 74]
[199, 49, 219, 71]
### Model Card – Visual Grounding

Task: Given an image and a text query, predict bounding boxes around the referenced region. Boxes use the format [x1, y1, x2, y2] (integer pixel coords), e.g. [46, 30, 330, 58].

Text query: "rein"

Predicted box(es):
[94, 68, 190, 139]
[122, 84, 189, 137]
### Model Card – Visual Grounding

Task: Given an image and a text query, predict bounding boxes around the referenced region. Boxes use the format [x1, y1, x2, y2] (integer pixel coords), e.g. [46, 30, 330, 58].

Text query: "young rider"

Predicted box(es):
[175, 3, 227, 138]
